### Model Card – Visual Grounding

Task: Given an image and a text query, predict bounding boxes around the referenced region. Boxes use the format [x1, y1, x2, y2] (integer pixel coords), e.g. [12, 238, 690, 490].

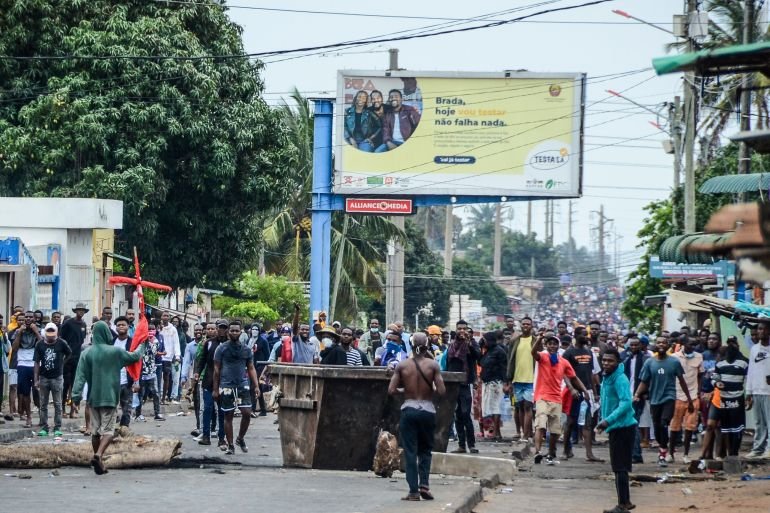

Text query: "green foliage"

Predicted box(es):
[450, 258, 510, 316]
[622, 145, 770, 331]
[458, 224, 560, 295]
[225, 301, 279, 324]
[404, 220, 450, 326]
[212, 295, 239, 315]
[234, 272, 307, 320]
[0, 0, 297, 287]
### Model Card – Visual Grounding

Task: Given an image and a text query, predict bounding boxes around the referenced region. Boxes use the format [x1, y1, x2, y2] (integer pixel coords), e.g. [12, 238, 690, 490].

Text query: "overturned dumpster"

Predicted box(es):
[269, 364, 464, 470]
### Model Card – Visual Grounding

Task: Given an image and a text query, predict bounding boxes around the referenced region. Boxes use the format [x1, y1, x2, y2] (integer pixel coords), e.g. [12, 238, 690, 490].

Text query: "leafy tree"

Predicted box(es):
[450, 258, 510, 316]
[234, 272, 307, 320]
[412, 206, 461, 251]
[623, 145, 768, 330]
[554, 242, 617, 285]
[262, 89, 404, 320]
[0, 0, 296, 286]
[225, 301, 279, 325]
[404, 220, 450, 327]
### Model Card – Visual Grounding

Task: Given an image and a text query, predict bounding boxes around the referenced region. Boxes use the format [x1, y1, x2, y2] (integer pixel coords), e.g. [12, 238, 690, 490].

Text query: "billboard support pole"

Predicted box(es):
[310, 99, 334, 327]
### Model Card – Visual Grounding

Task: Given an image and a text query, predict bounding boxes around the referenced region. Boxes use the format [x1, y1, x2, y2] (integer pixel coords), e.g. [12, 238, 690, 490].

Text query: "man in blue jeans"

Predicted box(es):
[195, 321, 226, 447]
[388, 333, 446, 502]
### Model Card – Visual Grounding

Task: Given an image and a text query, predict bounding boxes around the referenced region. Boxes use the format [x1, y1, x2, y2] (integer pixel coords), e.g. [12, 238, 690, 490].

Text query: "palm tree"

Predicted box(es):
[672, 1, 770, 151]
[262, 89, 405, 321]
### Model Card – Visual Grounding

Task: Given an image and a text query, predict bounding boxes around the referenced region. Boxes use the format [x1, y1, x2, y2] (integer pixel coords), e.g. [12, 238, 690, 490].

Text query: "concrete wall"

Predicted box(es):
[0, 198, 122, 229]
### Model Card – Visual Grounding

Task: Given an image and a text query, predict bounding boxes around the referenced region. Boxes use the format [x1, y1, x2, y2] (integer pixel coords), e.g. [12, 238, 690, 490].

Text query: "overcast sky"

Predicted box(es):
[225, 1, 711, 274]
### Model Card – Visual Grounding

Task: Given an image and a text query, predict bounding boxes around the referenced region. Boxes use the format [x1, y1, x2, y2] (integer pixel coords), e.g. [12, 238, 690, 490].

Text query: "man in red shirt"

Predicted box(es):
[531, 334, 589, 465]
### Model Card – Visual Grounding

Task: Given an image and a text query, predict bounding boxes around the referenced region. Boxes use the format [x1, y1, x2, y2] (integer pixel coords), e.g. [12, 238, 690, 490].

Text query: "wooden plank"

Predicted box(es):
[280, 398, 317, 410]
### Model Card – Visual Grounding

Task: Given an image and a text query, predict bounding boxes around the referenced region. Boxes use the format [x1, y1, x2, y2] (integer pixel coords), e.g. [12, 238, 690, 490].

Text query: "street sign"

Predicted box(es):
[649, 256, 735, 279]
[344, 198, 413, 215]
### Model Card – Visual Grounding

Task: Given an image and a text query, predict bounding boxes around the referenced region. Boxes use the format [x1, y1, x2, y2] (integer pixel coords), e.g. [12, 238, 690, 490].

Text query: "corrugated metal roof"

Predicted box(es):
[658, 233, 733, 264]
[699, 173, 770, 194]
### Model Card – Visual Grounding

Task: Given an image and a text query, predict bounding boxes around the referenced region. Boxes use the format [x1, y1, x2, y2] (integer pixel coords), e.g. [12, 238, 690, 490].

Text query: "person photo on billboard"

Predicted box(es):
[344, 90, 381, 152]
[375, 87, 421, 153]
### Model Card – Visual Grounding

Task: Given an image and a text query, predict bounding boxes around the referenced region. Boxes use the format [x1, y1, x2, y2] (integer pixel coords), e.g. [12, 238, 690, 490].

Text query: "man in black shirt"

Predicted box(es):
[33, 323, 71, 436]
[562, 326, 603, 462]
[196, 320, 227, 447]
[60, 303, 88, 418]
[447, 320, 481, 454]
[480, 330, 508, 441]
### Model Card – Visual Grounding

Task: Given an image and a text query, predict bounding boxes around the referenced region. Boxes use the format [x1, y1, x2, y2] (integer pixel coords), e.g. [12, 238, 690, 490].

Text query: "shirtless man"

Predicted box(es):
[388, 333, 446, 501]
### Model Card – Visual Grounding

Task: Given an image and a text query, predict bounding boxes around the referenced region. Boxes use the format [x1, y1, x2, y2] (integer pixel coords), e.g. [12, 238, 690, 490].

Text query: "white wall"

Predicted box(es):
[0, 198, 122, 229]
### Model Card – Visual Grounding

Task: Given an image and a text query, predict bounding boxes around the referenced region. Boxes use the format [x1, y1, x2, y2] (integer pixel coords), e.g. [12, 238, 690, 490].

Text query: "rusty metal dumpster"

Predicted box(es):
[269, 364, 465, 470]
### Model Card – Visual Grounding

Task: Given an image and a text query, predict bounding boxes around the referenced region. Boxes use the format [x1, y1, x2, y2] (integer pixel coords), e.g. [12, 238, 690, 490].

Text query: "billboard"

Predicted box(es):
[335, 70, 585, 197]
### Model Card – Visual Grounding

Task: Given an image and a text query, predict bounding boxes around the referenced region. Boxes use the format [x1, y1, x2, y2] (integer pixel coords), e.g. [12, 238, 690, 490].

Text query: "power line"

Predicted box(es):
[0, 0, 617, 61]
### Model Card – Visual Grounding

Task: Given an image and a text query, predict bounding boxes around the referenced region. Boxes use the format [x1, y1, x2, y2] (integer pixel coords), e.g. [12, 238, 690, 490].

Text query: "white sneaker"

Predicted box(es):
[136, 415, 146, 422]
[665, 453, 675, 463]
[683, 455, 691, 464]
[744, 451, 763, 459]
[171, 400, 180, 405]
[193, 434, 202, 442]
[762, 450, 770, 459]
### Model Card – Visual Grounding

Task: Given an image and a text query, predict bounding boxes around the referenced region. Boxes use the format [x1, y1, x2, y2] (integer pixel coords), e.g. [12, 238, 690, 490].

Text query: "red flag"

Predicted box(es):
[127, 315, 148, 382]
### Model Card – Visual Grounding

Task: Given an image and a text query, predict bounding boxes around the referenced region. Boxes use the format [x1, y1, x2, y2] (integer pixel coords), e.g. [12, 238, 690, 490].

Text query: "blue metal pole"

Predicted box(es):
[310, 99, 334, 326]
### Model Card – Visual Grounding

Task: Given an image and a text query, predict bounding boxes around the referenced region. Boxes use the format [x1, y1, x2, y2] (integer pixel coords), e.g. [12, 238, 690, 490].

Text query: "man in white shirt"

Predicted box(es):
[159, 312, 181, 404]
[747, 321, 770, 458]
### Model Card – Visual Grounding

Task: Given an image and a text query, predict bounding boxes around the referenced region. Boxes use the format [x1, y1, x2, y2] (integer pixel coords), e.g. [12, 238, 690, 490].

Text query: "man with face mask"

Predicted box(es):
[634, 336, 693, 468]
[359, 318, 383, 362]
[531, 334, 589, 465]
[669, 336, 704, 464]
[34, 323, 72, 437]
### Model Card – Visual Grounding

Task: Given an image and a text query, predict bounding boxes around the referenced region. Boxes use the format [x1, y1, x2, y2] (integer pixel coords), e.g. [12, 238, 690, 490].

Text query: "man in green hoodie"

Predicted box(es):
[596, 348, 638, 513]
[72, 321, 146, 475]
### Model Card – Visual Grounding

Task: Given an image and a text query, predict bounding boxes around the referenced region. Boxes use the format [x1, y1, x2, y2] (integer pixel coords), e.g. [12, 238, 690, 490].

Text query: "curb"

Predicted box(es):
[449, 484, 483, 513]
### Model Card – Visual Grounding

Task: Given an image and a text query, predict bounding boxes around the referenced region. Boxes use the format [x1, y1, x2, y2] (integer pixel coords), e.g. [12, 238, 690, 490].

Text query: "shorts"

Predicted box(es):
[8, 368, 18, 386]
[482, 381, 504, 416]
[670, 398, 699, 432]
[17, 366, 34, 396]
[568, 395, 593, 428]
[513, 382, 534, 404]
[219, 387, 252, 412]
[90, 406, 116, 436]
[707, 403, 720, 422]
[534, 399, 562, 435]
[719, 397, 745, 434]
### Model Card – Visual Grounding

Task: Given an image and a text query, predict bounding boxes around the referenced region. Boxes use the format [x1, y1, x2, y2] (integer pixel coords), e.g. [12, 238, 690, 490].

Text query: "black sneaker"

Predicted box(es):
[198, 436, 211, 446]
[154, 415, 165, 421]
[190, 429, 201, 437]
[218, 440, 228, 451]
[469, 447, 479, 454]
[545, 455, 559, 466]
[225, 444, 235, 455]
[258, 411, 267, 417]
[534, 452, 543, 464]
[236, 437, 248, 453]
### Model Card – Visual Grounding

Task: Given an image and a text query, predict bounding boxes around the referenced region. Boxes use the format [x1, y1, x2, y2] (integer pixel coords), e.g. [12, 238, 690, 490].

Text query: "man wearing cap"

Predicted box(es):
[60, 303, 89, 419]
[34, 323, 72, 436]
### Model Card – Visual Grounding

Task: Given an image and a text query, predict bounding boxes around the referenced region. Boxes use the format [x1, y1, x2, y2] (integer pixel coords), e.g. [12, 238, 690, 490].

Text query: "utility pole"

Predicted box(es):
[593, 205, 612, 285]
[670, 96, 683, 231]
[443, 204, 453, 276]
[493, 203, 502, 277]
[548, 200, 555, 246]
[544, 200, 550, 244]
[385, 48, 404, 324]
[738, 0, 755, 198]
[567, 200, 575, 273]
[683, 0, 697, 233]
[526, 201, 532, 236]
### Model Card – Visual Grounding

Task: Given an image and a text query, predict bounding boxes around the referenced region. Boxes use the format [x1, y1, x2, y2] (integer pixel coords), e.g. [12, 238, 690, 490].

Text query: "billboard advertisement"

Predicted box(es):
[335, 70, 585, 197]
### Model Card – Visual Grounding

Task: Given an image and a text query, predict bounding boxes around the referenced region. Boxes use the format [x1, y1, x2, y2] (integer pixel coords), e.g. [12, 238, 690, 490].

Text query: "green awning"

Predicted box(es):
[652, 41, 770, 77]
[699, 173, 770, 194]
[658, 233, 733, 264]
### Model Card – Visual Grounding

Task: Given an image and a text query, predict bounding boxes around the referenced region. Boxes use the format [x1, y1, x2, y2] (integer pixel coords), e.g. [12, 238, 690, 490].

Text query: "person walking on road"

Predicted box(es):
[596, 348, 638, 513]
[212, 321, 260, 455]
[388, 332, 446, 502]
[71, 321, 145, 475]
[33, 323, 71, 437]
[633, 336, 694, 468]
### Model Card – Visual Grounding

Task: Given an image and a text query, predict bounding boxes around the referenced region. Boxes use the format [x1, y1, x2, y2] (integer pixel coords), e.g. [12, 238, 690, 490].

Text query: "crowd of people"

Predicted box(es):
[532, 284, 626, 333]
[2, 301, 770, 513]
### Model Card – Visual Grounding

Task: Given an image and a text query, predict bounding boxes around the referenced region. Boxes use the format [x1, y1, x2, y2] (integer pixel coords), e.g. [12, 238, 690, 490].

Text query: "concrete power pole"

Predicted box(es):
[683, 0, 698, 233]
[526, 201, 532, 236]
[493, 203, 502, 277]
[738, 0, 755, 194]
[544, 200, 550, 243]
[385, 48, 404, 324]
[593, 204, 612, 285]
[567, 200, 575, 273]
[444, 205, 453, 277]
[670, 96, 683, 232]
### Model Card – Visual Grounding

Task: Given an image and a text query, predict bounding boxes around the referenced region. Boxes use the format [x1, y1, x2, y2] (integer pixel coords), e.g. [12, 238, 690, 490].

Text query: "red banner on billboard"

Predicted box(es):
[345, 198, 413, 215]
